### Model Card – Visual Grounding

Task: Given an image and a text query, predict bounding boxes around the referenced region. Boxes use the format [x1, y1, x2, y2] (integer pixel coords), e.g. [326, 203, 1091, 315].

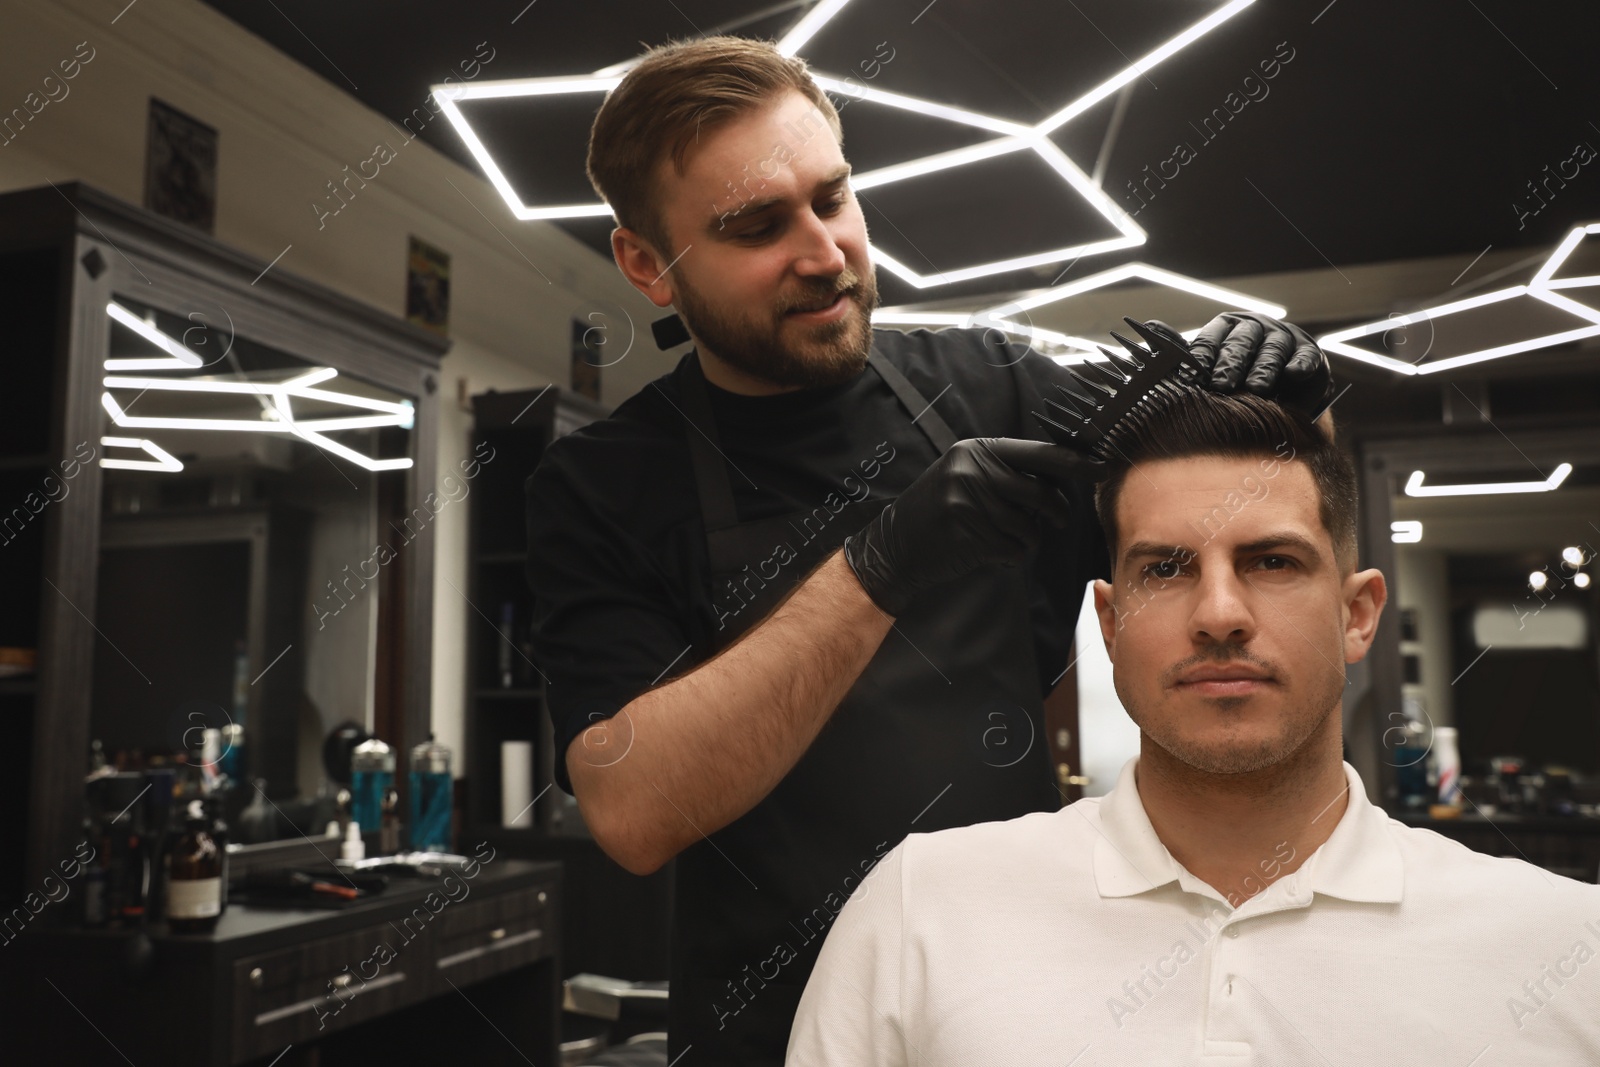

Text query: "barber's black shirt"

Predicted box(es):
[525, 325, 1111, 796]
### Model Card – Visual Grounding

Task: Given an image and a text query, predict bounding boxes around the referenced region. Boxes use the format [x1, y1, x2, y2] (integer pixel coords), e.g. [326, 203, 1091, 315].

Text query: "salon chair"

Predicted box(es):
[561, 973, 670, 1066]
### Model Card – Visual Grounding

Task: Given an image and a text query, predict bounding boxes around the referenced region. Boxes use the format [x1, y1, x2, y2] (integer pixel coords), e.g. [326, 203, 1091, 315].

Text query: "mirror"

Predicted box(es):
[1390, 469, 1600, 804]
[89, 294, 416, 844]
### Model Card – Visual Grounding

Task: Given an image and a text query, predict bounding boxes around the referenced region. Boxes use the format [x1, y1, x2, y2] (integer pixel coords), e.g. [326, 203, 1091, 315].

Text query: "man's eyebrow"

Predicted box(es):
[1121, 531, 1324, 567]
[1234, 532, 1324, 561]
[708, 166, 852, 232]
[1123, 541, 1195, 566]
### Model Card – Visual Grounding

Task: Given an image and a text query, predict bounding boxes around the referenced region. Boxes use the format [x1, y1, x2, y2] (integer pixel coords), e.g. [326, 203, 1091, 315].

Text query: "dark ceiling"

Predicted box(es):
[201, 0, 1600, 311]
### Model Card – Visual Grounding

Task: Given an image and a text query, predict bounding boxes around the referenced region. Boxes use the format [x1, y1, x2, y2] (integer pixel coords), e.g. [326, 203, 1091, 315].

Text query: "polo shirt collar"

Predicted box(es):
[1091, 756, 1404, 906]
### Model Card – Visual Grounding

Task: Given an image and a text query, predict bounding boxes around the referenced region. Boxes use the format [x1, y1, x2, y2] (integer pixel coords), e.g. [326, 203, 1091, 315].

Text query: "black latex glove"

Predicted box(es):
[843, 438, 1107, 617]
[1169, 312, 1336, 421]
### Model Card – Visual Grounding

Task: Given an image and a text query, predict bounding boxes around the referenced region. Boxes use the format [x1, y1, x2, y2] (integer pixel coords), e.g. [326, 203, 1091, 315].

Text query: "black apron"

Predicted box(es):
[669, 344, 1059, 1065]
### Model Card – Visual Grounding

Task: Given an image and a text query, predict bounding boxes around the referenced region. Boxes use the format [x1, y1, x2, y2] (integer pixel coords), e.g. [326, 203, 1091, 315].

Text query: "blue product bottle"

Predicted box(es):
[221, 640, 248, 781]
[409, 734, 453, 851]
[350, 738, 394, 836]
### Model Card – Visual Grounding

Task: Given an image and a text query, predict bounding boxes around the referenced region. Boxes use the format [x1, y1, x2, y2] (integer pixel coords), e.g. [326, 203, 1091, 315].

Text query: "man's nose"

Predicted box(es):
[1188, 569, 1256, 644]
[790, 208, 847, 276]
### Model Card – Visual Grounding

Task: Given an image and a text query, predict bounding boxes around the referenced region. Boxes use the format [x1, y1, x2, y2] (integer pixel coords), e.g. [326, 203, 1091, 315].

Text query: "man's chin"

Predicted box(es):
[777, 312, 872, 386]
[782, 352, 868, 390]
[1151, 730, 1293, 777]
[685, 282, 876, 390]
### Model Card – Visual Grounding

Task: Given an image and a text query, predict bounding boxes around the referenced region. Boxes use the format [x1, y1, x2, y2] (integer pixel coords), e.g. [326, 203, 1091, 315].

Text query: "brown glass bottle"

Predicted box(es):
[166, 800, 222, 933]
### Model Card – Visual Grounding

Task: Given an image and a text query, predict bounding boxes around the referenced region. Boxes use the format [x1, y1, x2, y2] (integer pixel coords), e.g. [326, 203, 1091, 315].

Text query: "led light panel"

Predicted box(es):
[431, 0, 1257, 286]
[1390, 520, 1423, 543]
[100, 306, 414, 472]
[1404, 463, 1572, 497]
[1318, 223, 1600, 376]
[100, 435, 184, 472]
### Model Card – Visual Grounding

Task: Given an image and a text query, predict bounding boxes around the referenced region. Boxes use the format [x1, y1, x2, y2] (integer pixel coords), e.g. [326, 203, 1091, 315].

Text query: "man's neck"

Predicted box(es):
[1134, 722, 1351, 908]
[696, 346, 801, 397]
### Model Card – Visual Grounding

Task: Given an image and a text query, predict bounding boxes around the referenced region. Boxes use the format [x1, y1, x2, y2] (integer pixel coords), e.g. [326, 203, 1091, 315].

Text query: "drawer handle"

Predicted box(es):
[435, 928, 543, 970]
[490, 927, 506, 941]
[253, 972, 407, 1028]
[249, 967, 263, 990]
[331, 973, 354, 990]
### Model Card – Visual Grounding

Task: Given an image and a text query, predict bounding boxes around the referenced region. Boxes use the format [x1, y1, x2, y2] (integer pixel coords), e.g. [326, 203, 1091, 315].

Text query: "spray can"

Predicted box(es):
[1434, 726, 1461, 806]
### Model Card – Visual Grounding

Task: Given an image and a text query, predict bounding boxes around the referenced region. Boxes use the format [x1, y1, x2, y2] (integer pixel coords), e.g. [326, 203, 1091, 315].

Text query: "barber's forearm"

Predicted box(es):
[570, 548, 894, 875]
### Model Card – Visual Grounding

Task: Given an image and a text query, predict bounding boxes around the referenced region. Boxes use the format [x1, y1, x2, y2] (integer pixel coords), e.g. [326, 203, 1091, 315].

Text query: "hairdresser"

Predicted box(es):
[524, 36, 1335, 1067]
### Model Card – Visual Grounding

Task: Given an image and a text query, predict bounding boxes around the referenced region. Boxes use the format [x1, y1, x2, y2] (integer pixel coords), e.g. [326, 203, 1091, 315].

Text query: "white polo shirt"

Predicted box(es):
[787, 757, 1600, 1065]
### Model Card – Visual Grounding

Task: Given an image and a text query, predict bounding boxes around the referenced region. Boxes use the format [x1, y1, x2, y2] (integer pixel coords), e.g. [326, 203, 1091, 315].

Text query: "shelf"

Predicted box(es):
[476, 823, 595, 844]
[463, 388, 672, 983]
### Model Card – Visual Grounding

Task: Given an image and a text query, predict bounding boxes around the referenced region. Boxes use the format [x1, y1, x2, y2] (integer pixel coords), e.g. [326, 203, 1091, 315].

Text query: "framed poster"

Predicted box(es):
[406, 236, 450, 337]
[145, 98, 217, 234]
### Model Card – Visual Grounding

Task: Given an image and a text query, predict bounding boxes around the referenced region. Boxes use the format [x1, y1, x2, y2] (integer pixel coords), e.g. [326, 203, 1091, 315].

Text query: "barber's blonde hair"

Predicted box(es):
[585, 35, 843, 256]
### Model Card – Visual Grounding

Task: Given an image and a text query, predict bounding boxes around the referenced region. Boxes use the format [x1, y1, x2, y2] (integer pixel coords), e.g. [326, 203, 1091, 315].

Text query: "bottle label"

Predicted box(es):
[83, 876, 106, 924]
[168, 877, 222, 919]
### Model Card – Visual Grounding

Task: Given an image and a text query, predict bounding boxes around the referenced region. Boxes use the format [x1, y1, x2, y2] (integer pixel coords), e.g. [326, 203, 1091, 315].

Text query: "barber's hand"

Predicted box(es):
[1171, 312, 1336, 421]
[843, 438, 1106, 617]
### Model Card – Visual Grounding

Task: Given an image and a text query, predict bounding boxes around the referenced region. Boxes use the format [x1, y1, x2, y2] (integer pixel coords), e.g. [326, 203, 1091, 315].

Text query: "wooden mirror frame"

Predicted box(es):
[14, 183, 448, 893]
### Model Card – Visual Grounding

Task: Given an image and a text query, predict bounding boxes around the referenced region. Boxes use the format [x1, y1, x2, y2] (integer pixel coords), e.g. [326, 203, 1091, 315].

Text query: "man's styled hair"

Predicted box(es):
[1094, 389, 1361, 575]
[585, 35, 843, 258]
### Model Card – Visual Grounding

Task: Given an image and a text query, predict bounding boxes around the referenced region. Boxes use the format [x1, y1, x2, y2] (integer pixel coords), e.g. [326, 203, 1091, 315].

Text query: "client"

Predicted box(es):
[786, 387, 1600, 1065]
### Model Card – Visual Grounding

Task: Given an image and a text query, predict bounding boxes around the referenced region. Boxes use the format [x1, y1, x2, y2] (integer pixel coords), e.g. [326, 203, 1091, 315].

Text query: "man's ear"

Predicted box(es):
[611, 227, 677, 310]
[1093, 579, 1119, 660]
[1341, 568, 1387, 664]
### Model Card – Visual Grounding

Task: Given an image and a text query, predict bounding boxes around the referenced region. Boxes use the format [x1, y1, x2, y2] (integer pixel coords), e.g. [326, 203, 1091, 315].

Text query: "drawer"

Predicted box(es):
[435, 878, 547, 937]
[231, 921, 419, 1063]
[429, 884, 552, 993]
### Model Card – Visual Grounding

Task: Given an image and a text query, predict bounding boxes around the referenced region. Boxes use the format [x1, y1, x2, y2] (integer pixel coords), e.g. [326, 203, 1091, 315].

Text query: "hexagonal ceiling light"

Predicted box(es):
[431, 0, 1259, 288]
[874, 261, 1287, 364]
[1315, 222, 1600, 376]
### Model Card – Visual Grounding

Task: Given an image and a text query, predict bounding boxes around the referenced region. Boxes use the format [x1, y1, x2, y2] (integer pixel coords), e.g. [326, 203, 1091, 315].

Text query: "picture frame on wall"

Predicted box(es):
[144, 98, 217, 234]
[406, 236, 451, 337]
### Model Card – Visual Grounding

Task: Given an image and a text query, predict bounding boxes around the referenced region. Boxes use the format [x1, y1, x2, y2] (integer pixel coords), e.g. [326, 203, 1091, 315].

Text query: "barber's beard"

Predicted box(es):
[675, 265, 879, 390]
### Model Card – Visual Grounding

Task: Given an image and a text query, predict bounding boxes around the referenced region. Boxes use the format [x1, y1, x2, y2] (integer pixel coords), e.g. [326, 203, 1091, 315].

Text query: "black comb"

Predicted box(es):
[1033, 317, 1202, 461]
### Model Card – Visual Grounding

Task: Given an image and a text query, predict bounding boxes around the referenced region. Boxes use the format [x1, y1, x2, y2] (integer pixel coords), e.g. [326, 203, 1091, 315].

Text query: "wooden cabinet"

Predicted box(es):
[15, 853, 561, 1067]
[1397, 811, 1600, 883]
[430, 882, 552, 991]
[231, 918, 418, 1060]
